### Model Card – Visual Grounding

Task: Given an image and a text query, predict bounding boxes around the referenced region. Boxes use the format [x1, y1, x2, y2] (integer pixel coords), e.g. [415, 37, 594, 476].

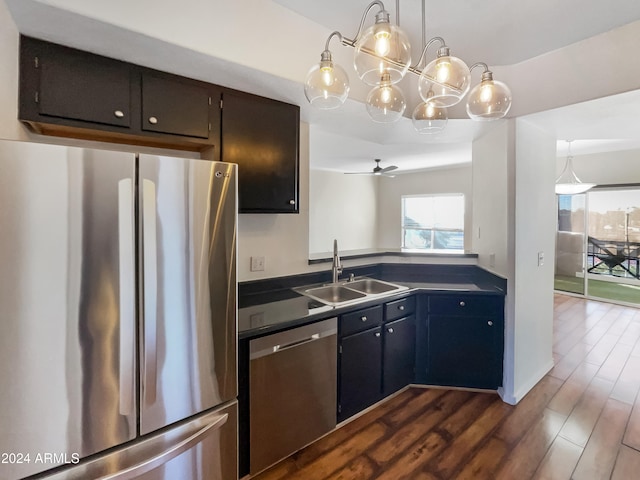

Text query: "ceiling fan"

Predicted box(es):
[345, 159, 398, 177]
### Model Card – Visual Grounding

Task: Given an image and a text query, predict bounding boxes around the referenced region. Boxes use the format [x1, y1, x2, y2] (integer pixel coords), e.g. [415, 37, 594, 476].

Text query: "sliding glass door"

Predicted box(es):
[585, 187, 640, 305]
[555, 194, 586, 295]
[555, 187, 640, 306]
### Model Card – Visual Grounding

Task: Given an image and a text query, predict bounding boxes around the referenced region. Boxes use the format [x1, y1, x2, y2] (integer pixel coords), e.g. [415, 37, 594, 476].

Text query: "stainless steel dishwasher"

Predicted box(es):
[249, 317, 337, 475]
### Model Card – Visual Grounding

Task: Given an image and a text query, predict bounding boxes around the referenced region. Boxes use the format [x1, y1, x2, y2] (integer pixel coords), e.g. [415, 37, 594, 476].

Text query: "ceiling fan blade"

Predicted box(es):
[344, 171, 373, 175]
[380, 165, 398, 173]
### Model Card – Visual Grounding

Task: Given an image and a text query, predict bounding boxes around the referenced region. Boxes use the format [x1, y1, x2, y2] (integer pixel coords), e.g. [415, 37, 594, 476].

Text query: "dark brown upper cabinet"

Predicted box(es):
[221, 91, 300, 214]
[19, 36, 220, 153]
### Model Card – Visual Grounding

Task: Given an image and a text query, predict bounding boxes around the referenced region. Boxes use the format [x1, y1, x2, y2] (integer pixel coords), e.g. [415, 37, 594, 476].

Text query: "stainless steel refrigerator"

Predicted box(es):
[0, 140, 238, 480]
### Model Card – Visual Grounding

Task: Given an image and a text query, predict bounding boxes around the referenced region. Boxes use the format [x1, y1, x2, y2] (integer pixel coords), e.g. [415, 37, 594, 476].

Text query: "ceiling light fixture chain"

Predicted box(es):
[304, 0, 513, 133]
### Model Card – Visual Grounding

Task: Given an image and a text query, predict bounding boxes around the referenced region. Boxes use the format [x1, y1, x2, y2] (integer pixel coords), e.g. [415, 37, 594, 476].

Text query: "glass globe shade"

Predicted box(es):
[304, 57, 350, 110]
[418, 53, 471, 107]
[354, 19, 411, 86]
[466, 77, 512, 120]
[366, 78, 406, 123]
[412, 102, 448, 134]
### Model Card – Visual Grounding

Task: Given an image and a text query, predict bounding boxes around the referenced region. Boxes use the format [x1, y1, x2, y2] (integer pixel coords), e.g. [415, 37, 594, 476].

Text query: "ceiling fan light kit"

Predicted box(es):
[304, 0, 513, 133]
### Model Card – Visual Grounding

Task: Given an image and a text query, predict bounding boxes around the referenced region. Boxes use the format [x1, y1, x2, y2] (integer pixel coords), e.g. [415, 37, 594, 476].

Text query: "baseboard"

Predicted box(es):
[498, 358, 555, 405]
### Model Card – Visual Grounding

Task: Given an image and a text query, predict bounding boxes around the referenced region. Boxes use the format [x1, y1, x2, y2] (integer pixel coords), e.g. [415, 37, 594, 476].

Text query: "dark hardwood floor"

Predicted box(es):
[251, 294, 640, 480]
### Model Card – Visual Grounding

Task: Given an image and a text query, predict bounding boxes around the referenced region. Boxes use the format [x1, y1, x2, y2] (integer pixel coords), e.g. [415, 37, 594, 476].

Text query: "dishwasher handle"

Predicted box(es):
[250, 317, 337, 360]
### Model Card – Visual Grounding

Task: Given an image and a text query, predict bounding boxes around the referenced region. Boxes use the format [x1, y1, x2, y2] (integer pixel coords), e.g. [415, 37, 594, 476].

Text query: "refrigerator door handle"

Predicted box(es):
[142, 179, 158, 406]
[98, 412, 229, 480]
[118, 179, 136, 417]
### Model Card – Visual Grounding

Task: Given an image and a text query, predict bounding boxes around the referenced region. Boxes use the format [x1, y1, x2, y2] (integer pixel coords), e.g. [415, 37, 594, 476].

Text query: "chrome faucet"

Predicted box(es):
[331, 239, 343, 283]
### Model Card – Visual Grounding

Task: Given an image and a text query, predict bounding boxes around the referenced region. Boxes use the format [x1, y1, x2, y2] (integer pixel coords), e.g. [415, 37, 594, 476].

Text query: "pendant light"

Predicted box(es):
[555, 141, 596, 195]
[466, 63, 512, 120]
[412, 90, 447, 133]
[418, 42, 471, 107]
[304, 32, 350, 109]
[366, 72, 406, 122]
[353, 6, 411, 86]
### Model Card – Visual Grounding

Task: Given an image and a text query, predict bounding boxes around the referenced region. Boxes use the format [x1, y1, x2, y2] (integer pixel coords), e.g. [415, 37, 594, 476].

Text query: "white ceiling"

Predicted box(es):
[7, 0, 640, 174]
[288, 0, 640, 173]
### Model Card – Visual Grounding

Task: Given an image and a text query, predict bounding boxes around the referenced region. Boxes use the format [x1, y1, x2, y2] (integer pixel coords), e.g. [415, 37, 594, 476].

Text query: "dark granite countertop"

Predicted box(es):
[238, 263, 506, 340]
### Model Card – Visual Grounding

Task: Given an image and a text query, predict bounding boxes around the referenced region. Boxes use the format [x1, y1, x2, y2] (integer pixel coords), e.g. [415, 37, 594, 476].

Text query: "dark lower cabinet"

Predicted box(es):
[338, 326, 382, 422]
[426, 294, 504, 389]
[338, 296, 417, 422]
[382, 315, 416, 396]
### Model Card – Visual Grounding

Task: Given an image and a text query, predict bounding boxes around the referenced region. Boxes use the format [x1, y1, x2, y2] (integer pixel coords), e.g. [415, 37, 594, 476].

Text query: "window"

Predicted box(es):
[402, 194, 465, 250]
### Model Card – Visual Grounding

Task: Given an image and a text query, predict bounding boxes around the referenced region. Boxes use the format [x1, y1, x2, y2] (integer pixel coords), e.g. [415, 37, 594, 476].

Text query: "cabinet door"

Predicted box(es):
[382, 315, 416, 396]
[221, 91, 299, 213]
[141, 73, 212, 139]
[427, 314, 502, 389]
[338, 327, 382, 422]
[27, 37, 132, 128]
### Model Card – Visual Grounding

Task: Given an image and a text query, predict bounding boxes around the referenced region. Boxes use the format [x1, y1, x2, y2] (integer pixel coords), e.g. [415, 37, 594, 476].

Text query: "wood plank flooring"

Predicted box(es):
[250, 294, 640, 480]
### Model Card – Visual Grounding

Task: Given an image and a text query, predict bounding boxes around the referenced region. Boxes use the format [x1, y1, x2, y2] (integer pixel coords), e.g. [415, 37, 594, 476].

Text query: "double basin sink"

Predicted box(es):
[298, 278, 408, 307]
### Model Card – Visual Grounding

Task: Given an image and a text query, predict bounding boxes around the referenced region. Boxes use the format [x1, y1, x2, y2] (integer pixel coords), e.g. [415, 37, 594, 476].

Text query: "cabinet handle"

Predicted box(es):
[148, 116, 158, 125]
[459, 301, 466, 307]
[114, 110, 125, 118]
[387, 327, 394, 333]
[361, 316, 367, 322]
[374, 332, 381, 338]
[289, 200, 296, 205]
[398, 305, 405, 311]
[488, 321, 493, 326]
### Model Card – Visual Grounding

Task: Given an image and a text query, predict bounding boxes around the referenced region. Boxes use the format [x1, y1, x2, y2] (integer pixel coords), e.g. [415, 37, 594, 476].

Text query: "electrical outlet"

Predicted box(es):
[538, 251, 545, 267]
[489, 253, 496, 268]
[250, 256, 265, 272]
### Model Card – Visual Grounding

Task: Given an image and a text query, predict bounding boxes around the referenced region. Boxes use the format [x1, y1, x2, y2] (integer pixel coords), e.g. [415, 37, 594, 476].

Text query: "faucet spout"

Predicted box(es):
[332, 239, 343, 283]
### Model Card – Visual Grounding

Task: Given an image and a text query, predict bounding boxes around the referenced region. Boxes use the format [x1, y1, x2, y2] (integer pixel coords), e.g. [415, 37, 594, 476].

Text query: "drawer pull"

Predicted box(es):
[387, 327, 394, 334]
[488, 321, 493, 326]
[289, 200, 296, 205]
[398, 305, 405, 311]
[114, 110, 125, 118]
[361, 316, 367, 322]
[148, 116, 158, 125]
[374, 332, 381, 338]
[459, 301, 466, 307]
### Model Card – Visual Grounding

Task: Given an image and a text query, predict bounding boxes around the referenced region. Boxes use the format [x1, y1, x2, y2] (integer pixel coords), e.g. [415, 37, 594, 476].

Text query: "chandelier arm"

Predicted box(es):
[413, 36, 446, 71]
[469, 62, 490, 74]
[351, 0, 386, 43]
[324, 31, 344, 51]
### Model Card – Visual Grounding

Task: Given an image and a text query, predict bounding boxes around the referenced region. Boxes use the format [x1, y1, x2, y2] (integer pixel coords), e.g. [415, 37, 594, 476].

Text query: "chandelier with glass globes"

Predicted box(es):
[304, 0, 513, 134]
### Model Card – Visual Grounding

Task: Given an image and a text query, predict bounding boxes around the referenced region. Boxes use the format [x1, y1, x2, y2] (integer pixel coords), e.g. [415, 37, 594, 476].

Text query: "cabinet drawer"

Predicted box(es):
[341, 305, 383, 337]
[429, 295, 502, 316]
[385, 296, 416, 321]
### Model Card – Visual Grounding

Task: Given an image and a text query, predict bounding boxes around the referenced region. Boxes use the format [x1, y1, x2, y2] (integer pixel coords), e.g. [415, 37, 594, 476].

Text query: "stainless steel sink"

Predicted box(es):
[345, 278, 403, 295]
[303, 284, 367, 305]
[298, 278, 407, 306]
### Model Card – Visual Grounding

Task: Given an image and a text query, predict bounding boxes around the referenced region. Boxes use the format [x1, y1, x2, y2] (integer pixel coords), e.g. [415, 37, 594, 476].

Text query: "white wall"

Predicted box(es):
[472, 122, 514, 278]
[472, 119, 557, 405]
[557, 148, 640, 185]
[308, 170, 378, 254]
[377, 165, 473, 250]
[511, 119, 557, 403]
[237, 122, 312, 282]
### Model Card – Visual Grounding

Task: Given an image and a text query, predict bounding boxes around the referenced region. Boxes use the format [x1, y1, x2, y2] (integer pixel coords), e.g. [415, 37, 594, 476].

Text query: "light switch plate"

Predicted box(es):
[250, 256, 265, 271]
[538, 251, 544, 266]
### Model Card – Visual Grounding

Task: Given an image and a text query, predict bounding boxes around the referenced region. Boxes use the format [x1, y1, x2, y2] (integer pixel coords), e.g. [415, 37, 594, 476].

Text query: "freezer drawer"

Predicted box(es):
[38, 401, 238, 480]
[249, 318, 337, 475]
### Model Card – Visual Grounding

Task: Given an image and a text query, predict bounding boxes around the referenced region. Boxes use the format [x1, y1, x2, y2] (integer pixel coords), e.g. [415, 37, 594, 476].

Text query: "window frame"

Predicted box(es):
[401, 193, 465, 251]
